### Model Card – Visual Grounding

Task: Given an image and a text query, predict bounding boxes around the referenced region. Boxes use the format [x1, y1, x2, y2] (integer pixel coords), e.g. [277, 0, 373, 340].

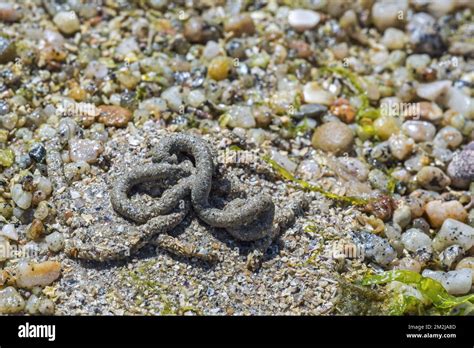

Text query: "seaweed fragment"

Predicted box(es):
[362, 270, 474, 315]
[263, 155, 368, 206]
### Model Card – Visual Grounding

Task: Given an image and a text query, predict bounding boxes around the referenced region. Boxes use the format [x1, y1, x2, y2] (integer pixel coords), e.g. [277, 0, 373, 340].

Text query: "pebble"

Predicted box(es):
[184, 17, 211, 44]
[227, 106, 256, 129]
[425, 201, 468, 228]
[15, 260, 61, 289]
[34, 201, 49, 220]
[447, 142, 474, 188]
[84, 61, 109, 80]
[297, 160, 321, 181]
[407, 13, 446, 56]
[0, 224, 17, 241]
[269, 149, 297, 173]
[115, 37, 139, 56]
[0, 148, 14, 167]
[355, 231, 397, 266]
[388, 134, 414, 160]
[294, 104, 327, 119]
[393, 205, 412, 228]
[303, 83, 334, 105]
[0, 287, 25, 314]
[434, 126, 463, 149]
[368, 169, 391, 192]
[26, 219, 45, 241]
[337, 157, 369, 182]
[372, 1, 407, 31]
[395, 257, 421, 273]
[208, 56, 232, 81]
[311, 121, 354, 155]
[11, 184, 32, 210]
[416, 166, 451, 191]
[417, 101, 443, 123]
[445, 87, 473, 116]
[288, 9, 321, 32]
[34, 177, 53, 197]
[45, 231, 65, 252]
[381, 28, 407, 50]
[160, 86, 182, 113]
[416, 80, 451, 101]
[439, 245, 464, 269]
[68, 138, 104, 164]
[456, 257, 474, 284]
[0, 36, 16, 64]
[401, 228, 432, 253]
[53, 11, 81, 35]
[29, 143, 47, 163]
[402, 120, 436, 142]
[224, 14, 256, 37]
[0, 3, 21, 22]
[422, 269, 472, 295]
[432, 218, 474, 251]
[374, 116, 401, 141]
[97, 105, 132, 128]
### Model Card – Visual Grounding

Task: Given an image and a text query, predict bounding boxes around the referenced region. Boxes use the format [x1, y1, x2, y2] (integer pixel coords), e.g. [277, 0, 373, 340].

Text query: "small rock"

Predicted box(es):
[393, 205, 412, 228]
[0, 224, 18, 241]
[97, 105, 132, 128]
[53, 11, 81, 35]
[294, 104, 327, 119]
[224, 13, 255, 37]
[355, 231, 396, 266]
[69, 138, 104, 164]
[381, 27, 407, 50]
[297, 160, 321, 181]
[372, 0, 408, 31]
[407, 12, 446, 56]
[28, 143, 46, 163]
[227, 106, 256, 129]
[447, 142, 474, 189]
[26, 219, 45, 241]
[0, 148, 15, 167]
[401, 228, 432, 253]
[208, 56, 232, 81]
[395, 257, 421, 273]
[15, 260, 61, 289]
[374, 116, 401, 141]
[0, 3, 21, 22]
[425, 200, 467, 228]
[0, 287, 25, 314]
[269, 149, 297, 173]
[388, 134, 414, 160]
[416, 80, 451, 101]
[311, 121, 354, 155]
[433, 218, 473, 251]
[288, 9, 321, 32]
[439, 245, 464, 269]
[434, 126, 463, 150]
[303, 82, 334, 105]
[45, 232, 65, 253]
[422, 269, 472, 295]
[416, 166, 450, 191]
[402, 120, 436, 142]
[0, 36, 16, 64]
[456, 257, 474, 284]
[11, 184, 32, 210]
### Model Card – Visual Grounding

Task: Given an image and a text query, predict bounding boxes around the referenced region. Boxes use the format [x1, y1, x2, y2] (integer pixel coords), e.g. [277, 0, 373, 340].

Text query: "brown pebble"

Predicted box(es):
[311, 121, 354, 155]
[363, 194, 395, 222]
[288, 40, 313, 59]
[224, 14, 255, 37]
[0, 3, 21, 22]
[26, 219, 45, 241]
[97, 105, 132, 128]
